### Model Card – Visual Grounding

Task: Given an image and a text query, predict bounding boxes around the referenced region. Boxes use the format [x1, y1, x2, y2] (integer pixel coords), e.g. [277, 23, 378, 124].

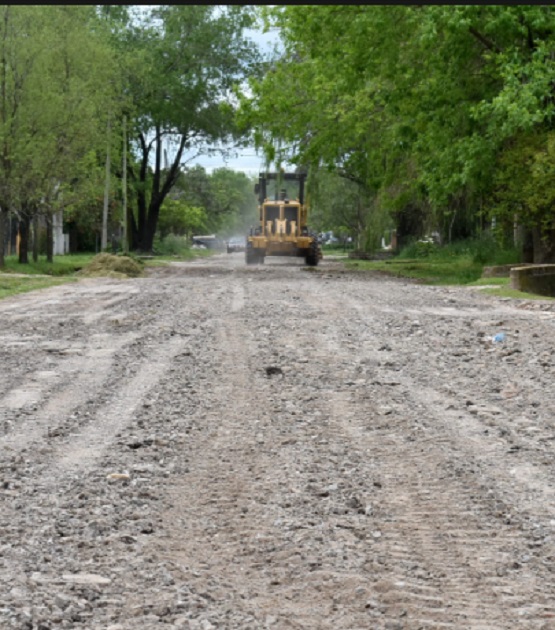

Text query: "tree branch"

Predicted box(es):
[160, 134, 188, 201]
[468, 26, 502, 54]
[153, 124, 161, 197]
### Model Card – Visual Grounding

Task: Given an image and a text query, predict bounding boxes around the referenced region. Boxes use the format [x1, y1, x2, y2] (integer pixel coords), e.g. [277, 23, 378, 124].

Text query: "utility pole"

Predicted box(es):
[122, 114, 128, 253]
[101, 119, 111, 251]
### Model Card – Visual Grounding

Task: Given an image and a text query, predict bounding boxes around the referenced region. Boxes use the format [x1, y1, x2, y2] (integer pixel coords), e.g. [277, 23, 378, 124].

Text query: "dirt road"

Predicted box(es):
[1, 253, 555, 630]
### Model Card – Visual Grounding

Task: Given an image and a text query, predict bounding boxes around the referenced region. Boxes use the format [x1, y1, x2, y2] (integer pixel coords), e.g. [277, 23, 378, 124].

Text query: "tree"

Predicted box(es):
[117, 5, 259, 252]
[206, 167, 257, 235]
[238, 6, 419, 246]
[169, 165, 257, 236]
[0, 6, 40, 267]
[241, 6, 555, 259]
[157, 199, 207, 240]
[0, 5, 123, 265]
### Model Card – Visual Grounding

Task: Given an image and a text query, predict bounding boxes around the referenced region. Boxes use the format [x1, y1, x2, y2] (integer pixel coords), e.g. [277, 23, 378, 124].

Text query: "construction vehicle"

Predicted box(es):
[246, 171, 322, 266]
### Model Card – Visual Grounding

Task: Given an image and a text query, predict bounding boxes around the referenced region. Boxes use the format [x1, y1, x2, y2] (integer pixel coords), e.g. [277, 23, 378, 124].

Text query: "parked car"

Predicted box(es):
[191, 235, 225, 250]
[226, 236, 246, 254]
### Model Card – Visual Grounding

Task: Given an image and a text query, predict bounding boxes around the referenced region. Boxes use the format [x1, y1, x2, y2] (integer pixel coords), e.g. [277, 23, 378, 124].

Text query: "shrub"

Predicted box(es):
[399, 240, 438, 259]
[153, 234, 192, 256]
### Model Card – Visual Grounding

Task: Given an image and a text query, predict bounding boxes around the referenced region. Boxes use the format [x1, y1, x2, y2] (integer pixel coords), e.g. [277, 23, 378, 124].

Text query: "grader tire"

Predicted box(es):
[305, 240, 320, 267]
[246, 247, 264, 265]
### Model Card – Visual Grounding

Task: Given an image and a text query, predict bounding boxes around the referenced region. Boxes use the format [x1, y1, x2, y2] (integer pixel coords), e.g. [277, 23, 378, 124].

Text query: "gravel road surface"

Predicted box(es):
[1, 253, 555, 630]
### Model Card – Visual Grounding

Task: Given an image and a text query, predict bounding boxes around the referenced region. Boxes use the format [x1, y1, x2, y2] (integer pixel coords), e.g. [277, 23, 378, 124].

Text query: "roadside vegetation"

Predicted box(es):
[3, 5, 555, 301]
[345, 237, 553, 300]
[0, 275, 75, 300]
[0, 247, 218, 299]
[243, 6, 555, 266]
[0, 254, 96, 277]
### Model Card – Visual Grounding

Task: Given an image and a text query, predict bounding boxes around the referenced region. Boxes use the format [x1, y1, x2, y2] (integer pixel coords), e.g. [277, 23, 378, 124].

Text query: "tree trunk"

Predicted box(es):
[32, 213, 39, 262]
[133, 133, 149, 251]
[142, 195, 161, 252]
[18, 212, 29, 264]
[0, 207, 5, 268]
[133, 131, 188, 253]
[532, 226, 555, 264]
[122, 114, 128, 253]
[46, 214, 53, 263]
[521, 226, 534, 263]
[101, 119, 111, 251]
[129, 208, 138, 250]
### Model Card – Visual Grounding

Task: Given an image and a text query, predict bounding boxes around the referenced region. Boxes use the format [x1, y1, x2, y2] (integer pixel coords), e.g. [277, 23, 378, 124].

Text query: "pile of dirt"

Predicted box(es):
[76, 253, 145, 279]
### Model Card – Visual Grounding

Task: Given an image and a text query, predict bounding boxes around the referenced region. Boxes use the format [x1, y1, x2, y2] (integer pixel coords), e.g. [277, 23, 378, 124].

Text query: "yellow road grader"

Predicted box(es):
[246, 171, 322, 266]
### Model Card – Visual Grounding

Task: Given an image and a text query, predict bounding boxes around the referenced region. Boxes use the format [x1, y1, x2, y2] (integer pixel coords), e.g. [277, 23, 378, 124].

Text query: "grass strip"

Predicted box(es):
[0, 275, 75, 300]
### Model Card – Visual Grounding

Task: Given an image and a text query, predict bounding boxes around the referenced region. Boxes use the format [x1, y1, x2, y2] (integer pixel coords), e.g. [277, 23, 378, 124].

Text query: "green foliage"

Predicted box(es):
[0, 275, 74, 300]
[172, 166, 257, 236]
[307, 167, 391, 249]
[471, 233, 520, 265]
[1, 254, 94, 276]
[488, 130, 555, 254]
[115, 5, 260, 251]
[153, 234, 193, 257]
[348, 255, 484, 285]
[158, 200, 207, 239]
[479, 286, 555, 301]
[241, 5, 555, 260]
[399, 241, 439, 259]
[399, 234, 520, 266]
[5, 6, 555, 263]
[0, 5, 125, 266]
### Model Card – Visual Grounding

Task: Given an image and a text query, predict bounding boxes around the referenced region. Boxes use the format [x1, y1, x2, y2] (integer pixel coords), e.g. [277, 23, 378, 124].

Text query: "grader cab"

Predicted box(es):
[246, 172, 321, 266]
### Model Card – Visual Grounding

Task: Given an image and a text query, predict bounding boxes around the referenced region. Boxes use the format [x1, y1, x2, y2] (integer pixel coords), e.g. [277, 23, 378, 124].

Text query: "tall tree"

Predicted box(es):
[119, 5, 259, 252]
[0, 5, 122, 265]
[0, 6, 38, 267]
[241, 6, 555, 258]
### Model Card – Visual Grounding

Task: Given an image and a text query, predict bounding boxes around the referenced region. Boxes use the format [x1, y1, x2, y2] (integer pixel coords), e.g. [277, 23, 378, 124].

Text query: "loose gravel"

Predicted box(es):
[1, 254, 555, 629]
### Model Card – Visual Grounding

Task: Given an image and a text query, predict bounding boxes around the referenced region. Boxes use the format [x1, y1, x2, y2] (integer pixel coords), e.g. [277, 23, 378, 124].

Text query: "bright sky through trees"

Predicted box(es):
[183, 24, 282, 174]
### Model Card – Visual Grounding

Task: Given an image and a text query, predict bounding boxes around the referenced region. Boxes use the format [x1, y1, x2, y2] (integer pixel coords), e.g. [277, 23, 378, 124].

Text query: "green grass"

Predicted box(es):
[465, 277, 555, 300]
[345, 236, 524, 286]
[346, 248, 555, 300]
[0, 254, 92, 299]
[1, 247, 215, 274]
[1, 254, 94, 276]
[321, 243, 354, 253]
[479, 286, 555, 300]
[467, 277, 509, 286]
[148, 248, 217, 262]
[0, 275, 75, 299]
[345, 255, 484, 285]
[142, 259, 171, 267]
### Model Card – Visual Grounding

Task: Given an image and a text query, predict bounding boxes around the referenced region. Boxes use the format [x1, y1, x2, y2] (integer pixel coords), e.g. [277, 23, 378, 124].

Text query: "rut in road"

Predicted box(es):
[151, 265, 555, 630]
[310, 282, 555, 629]
[2, 258, 555, 630]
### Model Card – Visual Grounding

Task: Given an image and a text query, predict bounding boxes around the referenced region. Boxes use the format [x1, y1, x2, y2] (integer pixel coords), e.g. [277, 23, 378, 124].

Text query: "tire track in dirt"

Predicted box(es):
[187, 267, 555, 629]
[0, 274, 218, 630]
[154, 276, 278, 617]
[155, 274, 370, 628]
[0, 332, 139, 450]
[3, 259, 555, 629]
[304, 277, 555, 629]
[43, 334, 189, 474]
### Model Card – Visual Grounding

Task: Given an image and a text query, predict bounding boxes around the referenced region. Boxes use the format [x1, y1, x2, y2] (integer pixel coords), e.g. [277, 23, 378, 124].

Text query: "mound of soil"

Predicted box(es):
[76, 253, 144, 278]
